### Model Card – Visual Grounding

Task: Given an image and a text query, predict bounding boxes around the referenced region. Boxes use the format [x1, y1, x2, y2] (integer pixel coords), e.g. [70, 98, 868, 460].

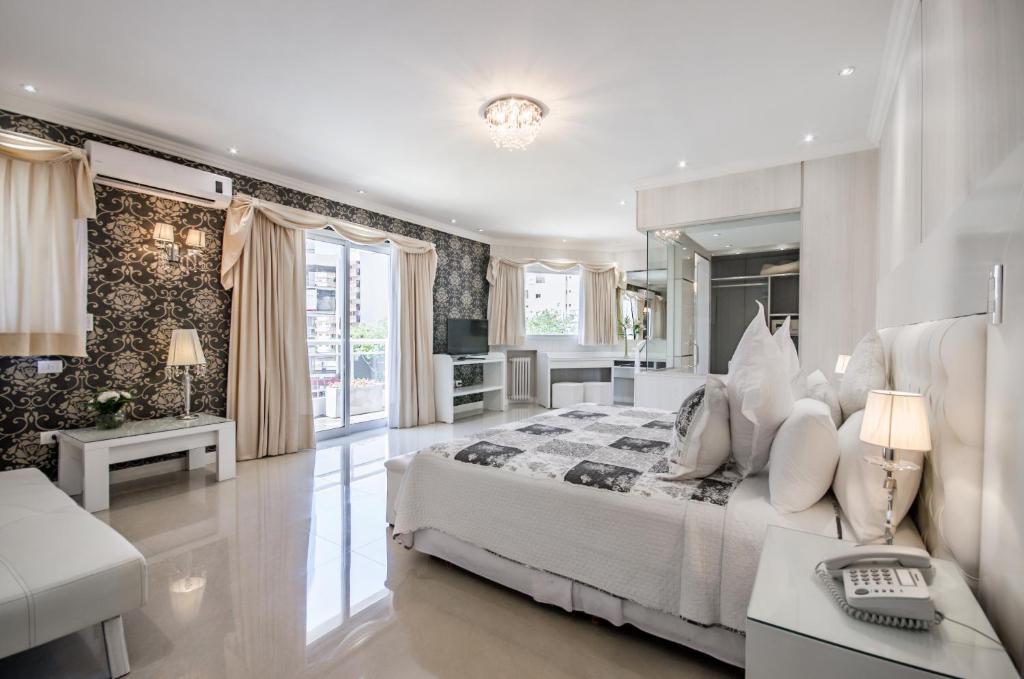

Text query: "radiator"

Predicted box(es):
[509, 356, 533, 402]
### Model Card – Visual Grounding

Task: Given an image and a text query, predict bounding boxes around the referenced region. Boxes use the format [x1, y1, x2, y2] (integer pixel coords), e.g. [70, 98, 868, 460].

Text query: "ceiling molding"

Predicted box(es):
[632, 137, 875, 192]
[0, 92, 495, 246]
[866, 0, 919, 144]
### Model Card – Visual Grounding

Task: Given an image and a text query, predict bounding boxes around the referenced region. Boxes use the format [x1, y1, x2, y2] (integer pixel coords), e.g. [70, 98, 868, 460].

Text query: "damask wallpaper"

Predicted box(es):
[0, 109, 489, 476]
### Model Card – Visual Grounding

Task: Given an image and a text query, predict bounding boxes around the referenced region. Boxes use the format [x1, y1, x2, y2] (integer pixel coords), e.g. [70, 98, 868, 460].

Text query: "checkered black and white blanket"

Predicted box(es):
[418, 403, 740, 505]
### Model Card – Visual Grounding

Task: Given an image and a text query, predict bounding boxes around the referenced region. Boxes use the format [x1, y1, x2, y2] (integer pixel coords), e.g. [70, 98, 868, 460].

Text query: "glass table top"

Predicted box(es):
[60, 413, 231, 443]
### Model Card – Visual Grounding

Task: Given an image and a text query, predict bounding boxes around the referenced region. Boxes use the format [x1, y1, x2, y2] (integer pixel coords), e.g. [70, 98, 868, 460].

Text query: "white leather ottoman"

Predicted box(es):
[0, 468, 147, 677]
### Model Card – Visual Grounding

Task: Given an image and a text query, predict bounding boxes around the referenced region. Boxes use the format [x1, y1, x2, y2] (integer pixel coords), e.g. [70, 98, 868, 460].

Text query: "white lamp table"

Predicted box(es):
[57, 413, 236, 512]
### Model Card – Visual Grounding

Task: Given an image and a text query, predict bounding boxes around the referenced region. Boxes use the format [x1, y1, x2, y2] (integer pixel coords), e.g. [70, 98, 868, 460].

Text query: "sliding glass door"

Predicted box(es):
[305, 232, 390, 438]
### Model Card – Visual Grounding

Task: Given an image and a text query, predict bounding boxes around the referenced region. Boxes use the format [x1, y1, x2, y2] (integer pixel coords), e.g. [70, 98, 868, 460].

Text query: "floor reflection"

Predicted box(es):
[306, 437, 390, 644]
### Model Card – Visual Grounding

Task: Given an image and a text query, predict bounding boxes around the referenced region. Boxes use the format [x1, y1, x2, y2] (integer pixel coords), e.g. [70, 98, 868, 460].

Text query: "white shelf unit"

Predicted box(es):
[433, 353, 507, 424]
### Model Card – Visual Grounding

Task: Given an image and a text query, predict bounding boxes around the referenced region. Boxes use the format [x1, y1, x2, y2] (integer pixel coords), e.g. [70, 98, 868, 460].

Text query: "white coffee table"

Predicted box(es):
[57, 414, 236, 512]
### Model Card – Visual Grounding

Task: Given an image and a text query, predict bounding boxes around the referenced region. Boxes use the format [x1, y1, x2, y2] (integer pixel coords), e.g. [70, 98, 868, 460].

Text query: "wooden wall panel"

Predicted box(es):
[637, 163, 802, 231]
[800, 150, 879, 376]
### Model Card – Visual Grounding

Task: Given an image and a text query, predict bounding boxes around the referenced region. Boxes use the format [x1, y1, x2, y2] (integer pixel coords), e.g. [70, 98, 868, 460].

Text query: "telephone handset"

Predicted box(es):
[816, 544, 942, 630]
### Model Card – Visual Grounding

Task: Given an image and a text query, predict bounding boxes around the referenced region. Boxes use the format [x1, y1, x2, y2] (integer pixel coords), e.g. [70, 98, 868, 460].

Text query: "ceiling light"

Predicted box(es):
[481, 95, 547, 150]
[561, 239, 567, 243]
[678, 160, 688, 168]
[357, 188, 366, 194]
[618, 199, 627, 207]
[477, 228, 484, 233]
[839, 66, 856, 77]
[20, 83, 37, 93]
[450, 219, 457, 224]
[712, 233, 720, 237]
[725, 244, 733, 248]
[803, 133, 816, 143]
[227, 147, 238, 155]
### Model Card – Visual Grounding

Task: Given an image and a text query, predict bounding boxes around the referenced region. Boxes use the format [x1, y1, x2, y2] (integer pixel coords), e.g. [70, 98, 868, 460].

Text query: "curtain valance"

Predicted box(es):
[221, 195, 436, 289]
[486, 256, 624, 287]
[0, 130, 96, 220]
[0, 130, 95, 356]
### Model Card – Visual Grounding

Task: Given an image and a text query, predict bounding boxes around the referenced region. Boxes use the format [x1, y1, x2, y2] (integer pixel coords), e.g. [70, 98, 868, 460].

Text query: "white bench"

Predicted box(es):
[0, 468, 147, 677]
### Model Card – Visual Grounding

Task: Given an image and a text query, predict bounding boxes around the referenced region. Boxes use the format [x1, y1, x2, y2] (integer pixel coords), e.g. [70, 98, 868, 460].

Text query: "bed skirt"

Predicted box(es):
[396, 528, 746, 668]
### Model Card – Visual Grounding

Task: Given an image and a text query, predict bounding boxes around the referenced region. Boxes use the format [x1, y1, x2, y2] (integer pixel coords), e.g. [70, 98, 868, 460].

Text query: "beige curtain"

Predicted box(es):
[0, 130, 95, 356]
[486, 256, 623, 347]
[579, 267, 620, 345]
[221, 196, 438, 448]
[394, 249, 438, 427]
[227, 212, 315, 459]
[486, 259, 526, 346]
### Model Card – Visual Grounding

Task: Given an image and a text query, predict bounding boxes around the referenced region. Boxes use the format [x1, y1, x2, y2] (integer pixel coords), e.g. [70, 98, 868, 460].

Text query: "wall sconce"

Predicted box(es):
[153, 223, 206, 265]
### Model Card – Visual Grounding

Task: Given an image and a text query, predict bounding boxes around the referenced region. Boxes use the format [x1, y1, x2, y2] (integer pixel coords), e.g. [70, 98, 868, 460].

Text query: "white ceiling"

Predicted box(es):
[0, 0, 893, 249]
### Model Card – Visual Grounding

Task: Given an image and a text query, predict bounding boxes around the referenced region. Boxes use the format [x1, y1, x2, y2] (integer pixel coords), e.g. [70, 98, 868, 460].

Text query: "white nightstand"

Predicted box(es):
[746, 526, 1016, 678]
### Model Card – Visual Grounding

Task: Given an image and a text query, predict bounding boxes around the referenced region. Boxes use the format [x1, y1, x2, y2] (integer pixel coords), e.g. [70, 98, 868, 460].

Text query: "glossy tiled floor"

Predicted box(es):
[0, 405, 739, 678]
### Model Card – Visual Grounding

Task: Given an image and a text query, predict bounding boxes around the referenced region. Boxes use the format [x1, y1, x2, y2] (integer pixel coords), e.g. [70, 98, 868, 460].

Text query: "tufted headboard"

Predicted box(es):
[878, 314, 987, 587]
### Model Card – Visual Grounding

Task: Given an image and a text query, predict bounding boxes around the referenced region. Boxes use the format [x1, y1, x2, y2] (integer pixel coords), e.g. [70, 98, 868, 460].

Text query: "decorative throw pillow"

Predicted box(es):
[769, 398, 841, 513]
[662, 376, 731, 480]
[726, 302, 795, 477]
[832, 409, 925, 543]
[805, 369, 842, 426]
[773, 317, 805, 398]
[839, 330, 887, 422]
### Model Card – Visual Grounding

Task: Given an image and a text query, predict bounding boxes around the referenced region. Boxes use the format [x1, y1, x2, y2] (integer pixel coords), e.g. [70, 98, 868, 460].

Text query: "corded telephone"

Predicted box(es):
[816, 545, 941, 630]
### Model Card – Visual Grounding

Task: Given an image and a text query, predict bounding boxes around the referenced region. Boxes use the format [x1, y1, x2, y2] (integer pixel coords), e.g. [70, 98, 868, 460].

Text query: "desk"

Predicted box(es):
[57, 414, 236, 512]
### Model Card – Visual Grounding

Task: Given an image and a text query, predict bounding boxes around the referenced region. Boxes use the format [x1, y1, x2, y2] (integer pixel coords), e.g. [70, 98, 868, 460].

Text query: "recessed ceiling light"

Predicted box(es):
[227, 147, 238, 155]
[356, 188, 366, 194]
[678, 160, 688, 168]
[725, 244, 733, 248]
[561, 239, 567, 243]
[712, 233, 720, 237]
[450, 218, 457, 224]
[20, 83, 37, 93]
[803, 133, 816, 143]
[618, 199, 627, 207]
[477, 228, 484, 233]
[839, 66, 856, 77]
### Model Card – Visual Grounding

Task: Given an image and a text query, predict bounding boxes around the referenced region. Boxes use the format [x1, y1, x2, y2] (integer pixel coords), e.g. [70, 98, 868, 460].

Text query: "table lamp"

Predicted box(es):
[167, 329, 206, 420]
[859, 389, 932, 544]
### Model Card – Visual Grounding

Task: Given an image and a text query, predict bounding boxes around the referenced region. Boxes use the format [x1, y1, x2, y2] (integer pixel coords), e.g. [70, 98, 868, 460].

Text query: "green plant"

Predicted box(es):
[86, 390, 133, 415]
[526, 308, 578, 335]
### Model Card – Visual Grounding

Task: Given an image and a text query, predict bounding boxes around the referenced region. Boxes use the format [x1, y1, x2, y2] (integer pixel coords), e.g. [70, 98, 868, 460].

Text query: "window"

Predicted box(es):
[525, 269, 579, 335]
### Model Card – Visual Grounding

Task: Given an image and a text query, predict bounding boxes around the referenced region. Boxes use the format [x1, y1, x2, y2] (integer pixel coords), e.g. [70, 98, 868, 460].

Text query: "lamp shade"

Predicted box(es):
[153, 222, 175, 243]
[166, 329, 206, 366]
[834, 354, 852, 375]
[859, 390, 932, 451]
[185, 229, 206, 248]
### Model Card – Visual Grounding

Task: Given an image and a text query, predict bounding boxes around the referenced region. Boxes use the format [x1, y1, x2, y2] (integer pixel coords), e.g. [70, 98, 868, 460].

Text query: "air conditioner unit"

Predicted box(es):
[85, 141, 233, 209]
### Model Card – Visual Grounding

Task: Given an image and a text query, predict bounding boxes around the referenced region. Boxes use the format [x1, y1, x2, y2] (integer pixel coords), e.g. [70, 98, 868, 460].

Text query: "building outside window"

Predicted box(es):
[524, 269, 580, 335]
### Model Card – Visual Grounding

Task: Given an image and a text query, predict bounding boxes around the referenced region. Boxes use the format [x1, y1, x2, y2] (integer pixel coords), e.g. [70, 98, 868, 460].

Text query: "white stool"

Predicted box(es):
[583, 381, 613, 406]
[551, 382, 585, 408]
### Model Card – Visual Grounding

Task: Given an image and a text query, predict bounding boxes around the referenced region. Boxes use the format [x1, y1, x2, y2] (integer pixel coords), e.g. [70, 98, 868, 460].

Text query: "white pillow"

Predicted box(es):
[769, 398, 841, 513]
[839, 330, 887, 422]
[773, 317, 805, 398]
[805, 369, 842, 426]
[726, 301, 795, 476]
[832, 409, 925, 543]
[662, 376, 731, 480]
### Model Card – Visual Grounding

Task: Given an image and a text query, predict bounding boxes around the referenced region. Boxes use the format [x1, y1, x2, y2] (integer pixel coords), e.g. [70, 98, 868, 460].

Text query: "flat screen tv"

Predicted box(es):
[447, 319, 488, 356]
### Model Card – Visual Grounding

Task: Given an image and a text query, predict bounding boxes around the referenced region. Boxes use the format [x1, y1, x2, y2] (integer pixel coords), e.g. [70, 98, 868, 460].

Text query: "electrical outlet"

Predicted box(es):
[39, 431, 58, 445]
[36, 359, 63, 374]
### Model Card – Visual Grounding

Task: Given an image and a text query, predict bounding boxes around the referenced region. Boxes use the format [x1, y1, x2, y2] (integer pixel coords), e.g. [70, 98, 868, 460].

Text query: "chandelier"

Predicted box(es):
[481, 95, 547, 150]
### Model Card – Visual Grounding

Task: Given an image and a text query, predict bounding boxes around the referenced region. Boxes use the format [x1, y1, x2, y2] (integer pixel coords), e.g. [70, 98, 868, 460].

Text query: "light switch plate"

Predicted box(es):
[86, 313, 95, 332]
[37, 359, 63, 374]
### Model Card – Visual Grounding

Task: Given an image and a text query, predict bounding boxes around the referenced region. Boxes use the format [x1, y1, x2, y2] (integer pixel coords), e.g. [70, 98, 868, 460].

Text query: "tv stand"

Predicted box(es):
[433, 353, 507, 424]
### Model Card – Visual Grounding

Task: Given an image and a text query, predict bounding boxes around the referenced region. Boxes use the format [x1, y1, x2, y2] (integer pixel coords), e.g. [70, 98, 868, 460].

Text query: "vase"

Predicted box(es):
[96, 411, 126, 430]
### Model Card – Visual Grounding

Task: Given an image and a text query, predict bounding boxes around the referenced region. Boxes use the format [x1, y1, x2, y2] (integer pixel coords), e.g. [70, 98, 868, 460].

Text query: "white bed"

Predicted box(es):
[388, 314, 985, 668]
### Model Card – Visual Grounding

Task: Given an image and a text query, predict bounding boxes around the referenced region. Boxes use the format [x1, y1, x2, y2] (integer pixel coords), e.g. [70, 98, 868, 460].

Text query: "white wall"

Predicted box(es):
[876, 0, 1024, 667]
